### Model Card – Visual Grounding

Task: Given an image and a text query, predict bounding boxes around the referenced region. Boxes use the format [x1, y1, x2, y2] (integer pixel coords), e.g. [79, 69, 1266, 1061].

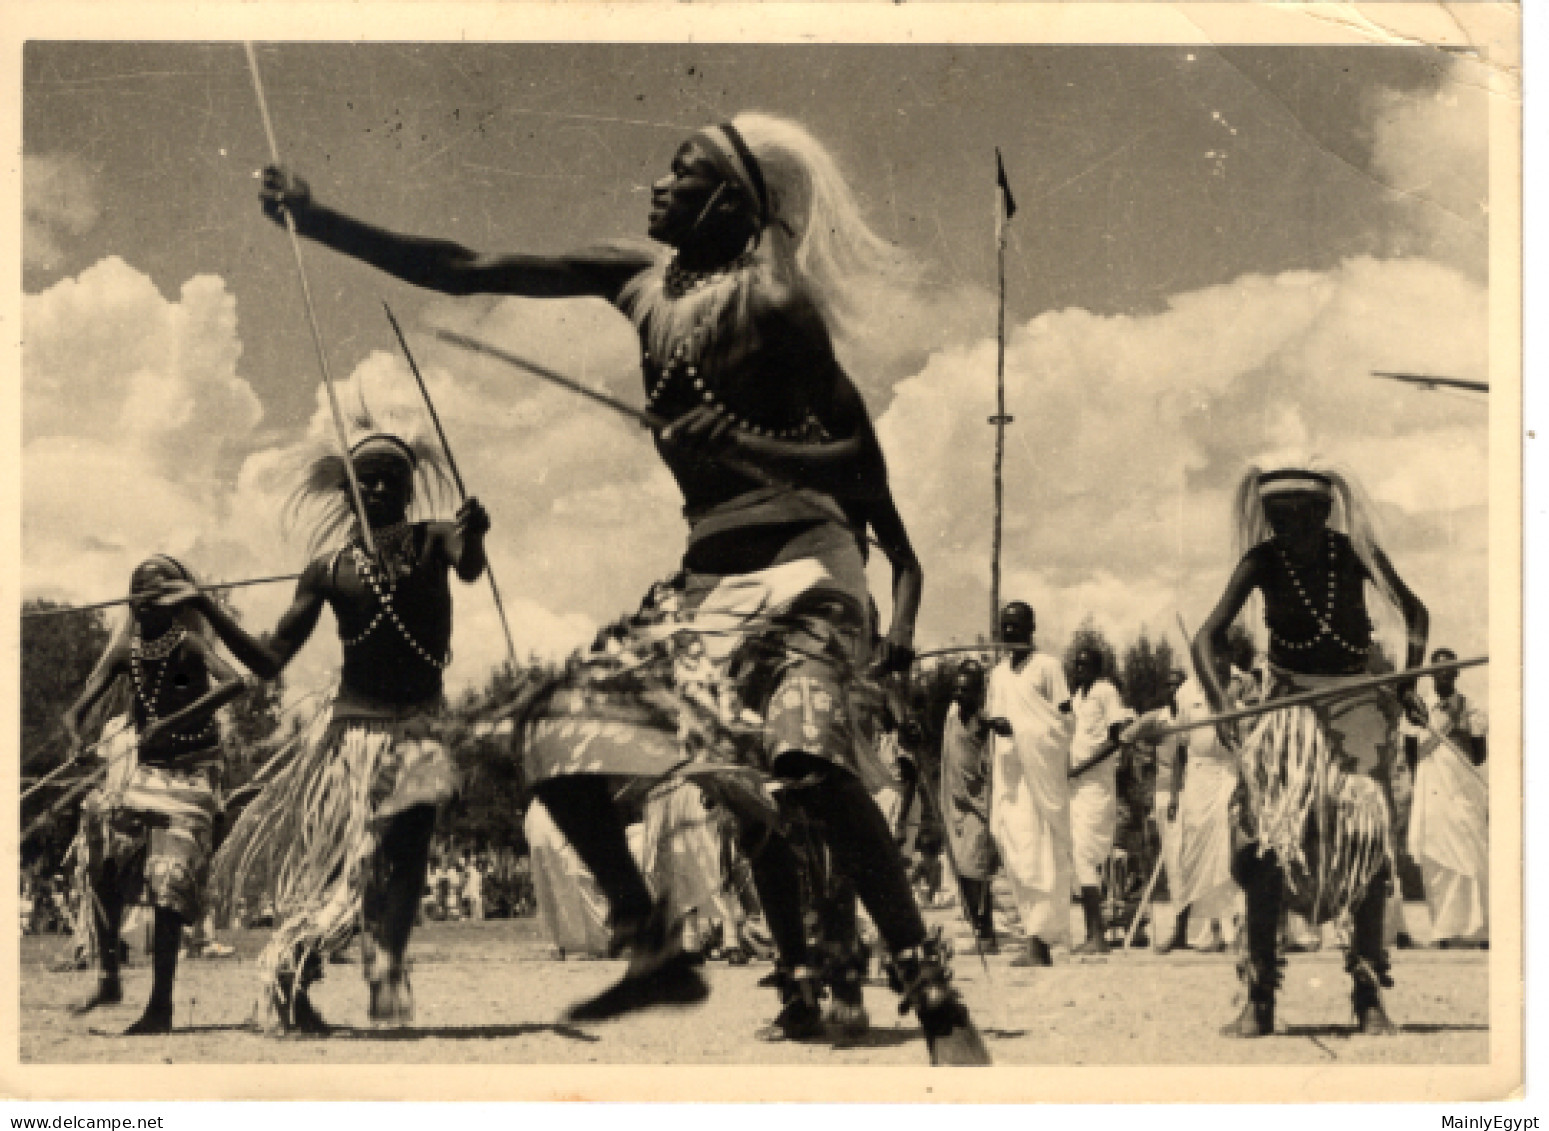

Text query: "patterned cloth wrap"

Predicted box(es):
[81, 717, 221, 924]
[1232, 668, 1399, 924]
[518, 535, 876, 831]
[209, 694, 459, 989]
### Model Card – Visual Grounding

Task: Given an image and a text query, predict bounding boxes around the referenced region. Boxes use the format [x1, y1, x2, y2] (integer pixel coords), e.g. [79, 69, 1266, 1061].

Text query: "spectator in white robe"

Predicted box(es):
[1066, 647, 1134, 955]
[1405, 648, 1488, 948]
[984, 602, 1075, 968]
[1156, 661, 1240, 953]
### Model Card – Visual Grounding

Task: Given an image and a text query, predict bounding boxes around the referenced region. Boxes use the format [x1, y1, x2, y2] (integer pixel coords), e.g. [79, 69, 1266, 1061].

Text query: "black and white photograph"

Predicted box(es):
[5, 1, 1524, 1104]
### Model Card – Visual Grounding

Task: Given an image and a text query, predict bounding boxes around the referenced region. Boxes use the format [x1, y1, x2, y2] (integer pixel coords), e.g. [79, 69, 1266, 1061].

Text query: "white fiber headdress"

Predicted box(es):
[728, 112, 914, 338]
[1232, 457, 1399, 615]
[281, 402, 456, 558]
[620, 112, 914, 353]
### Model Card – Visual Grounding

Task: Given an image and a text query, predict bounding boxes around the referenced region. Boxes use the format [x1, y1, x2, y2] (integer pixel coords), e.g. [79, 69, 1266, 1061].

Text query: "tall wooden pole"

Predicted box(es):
[989, 165, 1012, 636]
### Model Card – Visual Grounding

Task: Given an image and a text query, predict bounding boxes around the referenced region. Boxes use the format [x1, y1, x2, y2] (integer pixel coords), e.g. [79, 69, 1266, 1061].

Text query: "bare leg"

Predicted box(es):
[1222, 844, 1280, 1037]
[1348, 863, 1397, 1035]
[1071, 886, 1110, 955]
[533, 778, 709, 1024]
[362, 805, 436, 1026]
[123, 908, 181, 1035]
[71, 863, 124, 1015]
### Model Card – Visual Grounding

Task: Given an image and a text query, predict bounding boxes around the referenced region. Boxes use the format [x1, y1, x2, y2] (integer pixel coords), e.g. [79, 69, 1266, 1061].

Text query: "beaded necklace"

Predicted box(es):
[340, 537, 451, 670]
[131, 625, 185, 715]
[1271, 532, 1371, 658]
[644, 253, 830, 444]
[663, 250, 756, 299]
[130, 625, 219, 748]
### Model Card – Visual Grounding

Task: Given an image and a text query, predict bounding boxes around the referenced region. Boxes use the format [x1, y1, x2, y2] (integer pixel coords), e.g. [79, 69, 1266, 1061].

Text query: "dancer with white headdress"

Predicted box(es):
[256, 111, 987, 1063]
[157, 407, 490, 1034]
[1182, 461, 1429, 1037]
[61, 556, 250, 1034]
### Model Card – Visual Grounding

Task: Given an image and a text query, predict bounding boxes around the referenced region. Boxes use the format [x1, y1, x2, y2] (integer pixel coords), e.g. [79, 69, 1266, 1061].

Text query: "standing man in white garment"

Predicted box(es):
[1156, 659, 1239, 954]
[984, 602, 1075, 968]
[1405, 648, 1488, 948]
[1066, 647, 1134, 956]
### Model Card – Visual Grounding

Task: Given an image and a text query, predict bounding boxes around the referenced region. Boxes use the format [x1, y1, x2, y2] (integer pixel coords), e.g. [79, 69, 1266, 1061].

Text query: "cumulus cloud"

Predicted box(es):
[22, 260, 616, 700]
[876, 255, 1489, 672]
[23, 257, 264, 598]
[23, 154, 100, 271]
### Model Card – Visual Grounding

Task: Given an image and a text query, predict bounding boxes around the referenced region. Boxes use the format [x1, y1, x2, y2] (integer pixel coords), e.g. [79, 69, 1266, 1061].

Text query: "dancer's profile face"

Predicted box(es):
[354, 453, 414, 527]
[649, 140, 726, 245]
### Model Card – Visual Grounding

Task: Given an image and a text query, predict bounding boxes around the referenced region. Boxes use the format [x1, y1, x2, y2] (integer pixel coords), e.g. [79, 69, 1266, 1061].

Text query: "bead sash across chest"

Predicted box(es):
[1271, 534, 1371, 657]
[340, 542, 452, 670]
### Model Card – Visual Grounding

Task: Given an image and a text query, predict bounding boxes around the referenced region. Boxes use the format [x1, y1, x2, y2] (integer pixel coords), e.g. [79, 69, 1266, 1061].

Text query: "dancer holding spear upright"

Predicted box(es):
[156, 411, 490, 1034]
[1178, 461, 1430, 1037]
[256, 111, 988, 1063]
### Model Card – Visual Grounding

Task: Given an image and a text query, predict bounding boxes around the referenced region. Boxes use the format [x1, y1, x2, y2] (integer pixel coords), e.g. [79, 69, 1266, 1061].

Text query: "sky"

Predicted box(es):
[22, 42, 1491, 704]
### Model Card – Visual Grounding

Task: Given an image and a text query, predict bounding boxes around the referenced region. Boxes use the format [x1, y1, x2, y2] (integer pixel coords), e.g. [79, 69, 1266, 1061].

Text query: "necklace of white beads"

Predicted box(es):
[1272, 533, 1370, 657]
[131, 625, 219, 746]
[131, 624, 185, 715]
[340, 537, 451, 670]
[644, 254, 829, 443]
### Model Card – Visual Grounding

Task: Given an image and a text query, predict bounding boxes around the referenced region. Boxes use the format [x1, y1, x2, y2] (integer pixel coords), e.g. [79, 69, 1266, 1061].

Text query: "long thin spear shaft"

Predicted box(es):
[438, 329, 844, 499]
[911, 643, 1023, 664]
[1149, 655, 1487, 742]
[432, 329, 881, 552]
[244, 42, 375, 562]
[22, 573, 302, 620]
[383, 304, 519, 667]
[21, 758, 84, 802]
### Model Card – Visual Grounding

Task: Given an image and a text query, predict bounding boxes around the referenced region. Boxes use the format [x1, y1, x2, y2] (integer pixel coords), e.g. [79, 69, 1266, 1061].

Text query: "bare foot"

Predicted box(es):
[69, 977, 123, 1016]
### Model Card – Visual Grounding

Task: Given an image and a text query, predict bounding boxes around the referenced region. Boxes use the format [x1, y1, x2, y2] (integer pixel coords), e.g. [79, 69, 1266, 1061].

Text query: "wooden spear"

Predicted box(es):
[244, 43, 376, 562]
[383, 304, 519, 668]
[22, 573, 302, 620]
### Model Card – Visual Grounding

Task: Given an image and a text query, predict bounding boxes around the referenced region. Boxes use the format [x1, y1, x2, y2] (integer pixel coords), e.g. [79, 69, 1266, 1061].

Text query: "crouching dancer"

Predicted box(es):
[63, 556, 250, 1034]
[158, 417, 488, 1033]
[256, 110, 986, 1063]
[1189, 462, 1428, 1037]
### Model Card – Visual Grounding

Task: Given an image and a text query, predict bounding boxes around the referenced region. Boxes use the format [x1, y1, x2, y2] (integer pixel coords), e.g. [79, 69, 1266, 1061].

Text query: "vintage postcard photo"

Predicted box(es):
[3, 1, 1523, 1104]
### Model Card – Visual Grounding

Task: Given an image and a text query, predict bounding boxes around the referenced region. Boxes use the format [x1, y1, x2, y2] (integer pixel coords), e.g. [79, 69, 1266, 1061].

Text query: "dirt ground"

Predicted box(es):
[19, 904, 1487, 1067]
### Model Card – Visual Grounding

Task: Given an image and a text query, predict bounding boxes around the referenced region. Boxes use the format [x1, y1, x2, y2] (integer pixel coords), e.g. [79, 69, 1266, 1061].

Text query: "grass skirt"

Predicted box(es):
[1235, 673, 1398, 924]
[209, 698, 457, 995]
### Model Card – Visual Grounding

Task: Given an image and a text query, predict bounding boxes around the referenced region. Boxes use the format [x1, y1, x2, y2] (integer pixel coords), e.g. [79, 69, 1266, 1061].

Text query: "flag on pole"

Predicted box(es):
[996, 147, 1017, 222]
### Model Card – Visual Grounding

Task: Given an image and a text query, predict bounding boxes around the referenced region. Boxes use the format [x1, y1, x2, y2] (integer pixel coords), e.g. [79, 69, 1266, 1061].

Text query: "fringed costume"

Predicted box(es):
[211, 693, 458, 1003]
[207, 405, 465, 1030]
[512, 114, 983, 1060]
[1220, 463, 1417, 1037]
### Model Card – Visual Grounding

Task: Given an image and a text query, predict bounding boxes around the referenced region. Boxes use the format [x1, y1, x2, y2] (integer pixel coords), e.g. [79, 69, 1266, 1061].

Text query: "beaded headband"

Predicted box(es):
[130, 553, 192, 593]
[1257, 469, 1333, 499]
[693, 122, 770, 228]
[350, 433, 419, 470]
